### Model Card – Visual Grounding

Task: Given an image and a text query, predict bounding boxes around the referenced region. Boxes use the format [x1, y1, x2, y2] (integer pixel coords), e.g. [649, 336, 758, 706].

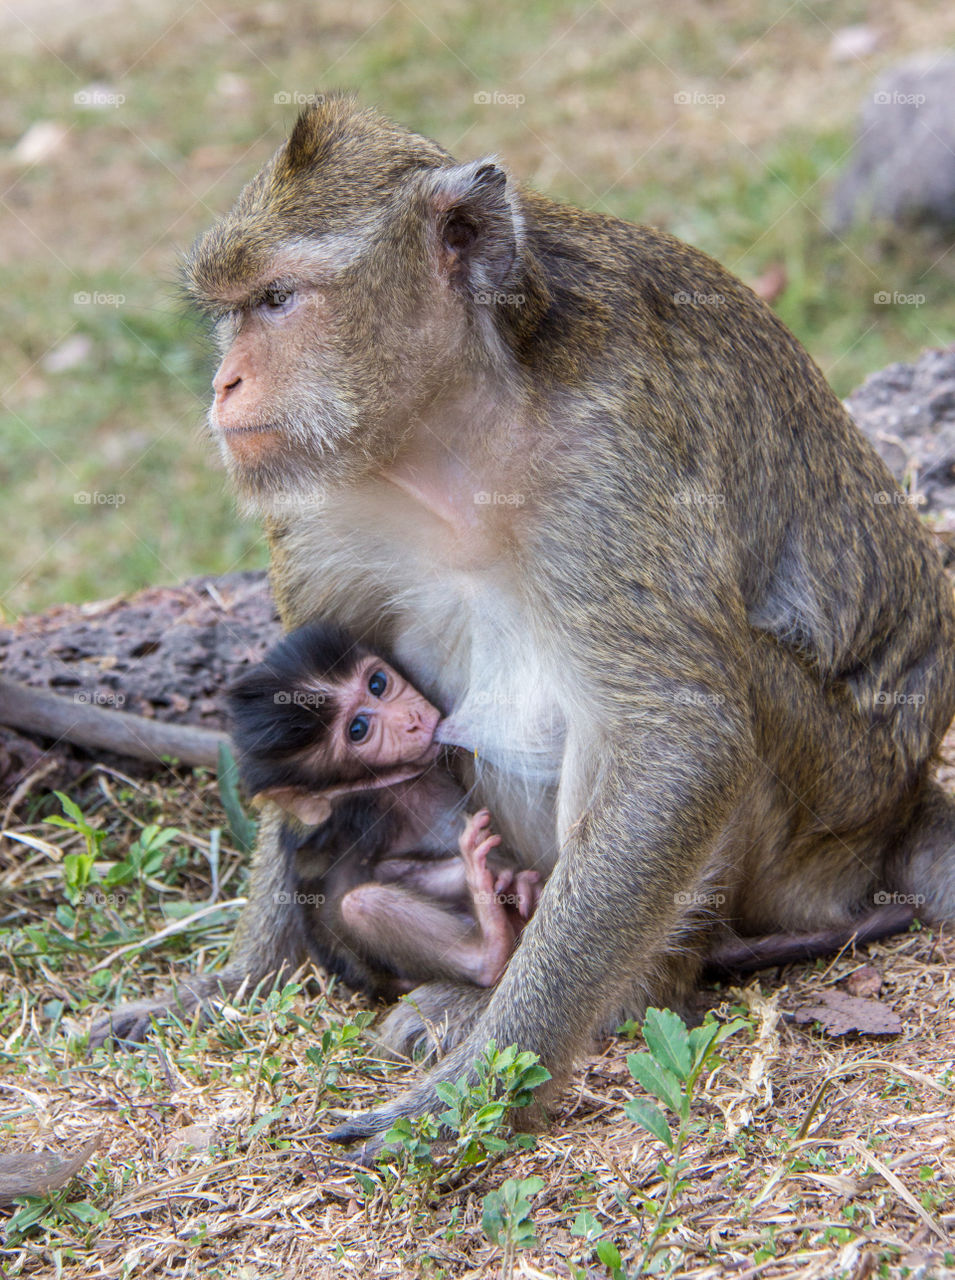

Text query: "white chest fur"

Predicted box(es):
[277, 491, 566, 870]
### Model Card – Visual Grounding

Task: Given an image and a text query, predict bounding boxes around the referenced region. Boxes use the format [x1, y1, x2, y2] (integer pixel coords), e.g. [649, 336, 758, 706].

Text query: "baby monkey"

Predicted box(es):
[226, 624, 541, 1001]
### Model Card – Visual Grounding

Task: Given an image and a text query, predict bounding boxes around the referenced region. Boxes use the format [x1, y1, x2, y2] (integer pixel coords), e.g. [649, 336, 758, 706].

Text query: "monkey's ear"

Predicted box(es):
[425, 160, 520, 293]
[257, 787, 334, 827]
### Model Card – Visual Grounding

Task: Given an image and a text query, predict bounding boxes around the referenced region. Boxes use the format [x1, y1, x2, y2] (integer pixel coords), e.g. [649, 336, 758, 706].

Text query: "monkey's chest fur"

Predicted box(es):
[270, 487, 564, 876]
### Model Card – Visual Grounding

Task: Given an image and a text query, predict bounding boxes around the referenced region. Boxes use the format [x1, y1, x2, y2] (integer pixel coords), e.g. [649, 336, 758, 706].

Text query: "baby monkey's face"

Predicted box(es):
[335, 657, 442, 772]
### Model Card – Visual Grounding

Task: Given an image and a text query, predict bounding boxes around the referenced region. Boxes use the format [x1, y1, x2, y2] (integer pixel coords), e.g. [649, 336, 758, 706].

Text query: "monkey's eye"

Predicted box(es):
[348, 714, 370, 743]
[259, 287, 297, 317]
[368, 670, 387, 697]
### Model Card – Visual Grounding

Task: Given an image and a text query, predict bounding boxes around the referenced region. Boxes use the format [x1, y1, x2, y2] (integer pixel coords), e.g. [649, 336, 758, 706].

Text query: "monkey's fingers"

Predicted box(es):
[515, 869, 543, 920]
[474, 834, 502, 862]
[88, 989, 218, 1050]
[326, 1078, 448, 1156]
[88, 1006, 159, 1049]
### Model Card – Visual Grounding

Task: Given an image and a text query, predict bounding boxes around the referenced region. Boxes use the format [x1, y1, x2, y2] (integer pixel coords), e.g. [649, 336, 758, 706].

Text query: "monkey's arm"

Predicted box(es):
[0, 675, 225, 769]
[328, 529, 751, 1153]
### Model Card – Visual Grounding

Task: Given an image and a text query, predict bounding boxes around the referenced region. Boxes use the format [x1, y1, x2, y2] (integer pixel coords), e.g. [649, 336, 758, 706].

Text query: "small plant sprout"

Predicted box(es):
[482, 1175, 545, 1280]
[625, 1007, 748, 1273]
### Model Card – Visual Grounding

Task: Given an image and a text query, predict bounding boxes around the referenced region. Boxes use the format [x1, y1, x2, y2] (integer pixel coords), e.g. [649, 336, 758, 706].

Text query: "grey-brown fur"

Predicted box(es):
[93, 96, 955, 1158]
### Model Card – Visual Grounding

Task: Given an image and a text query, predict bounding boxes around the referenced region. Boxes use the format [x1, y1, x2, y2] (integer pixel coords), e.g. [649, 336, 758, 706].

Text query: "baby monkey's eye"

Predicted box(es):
[348, 714, 370, 743]
[368, 670, 387, 697]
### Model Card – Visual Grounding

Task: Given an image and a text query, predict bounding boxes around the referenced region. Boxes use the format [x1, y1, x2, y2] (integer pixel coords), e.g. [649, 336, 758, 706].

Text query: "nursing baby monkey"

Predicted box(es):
[92, 96, 955, 1158]
[226, 622, 541, 998]
[230, 622, 918, 1002]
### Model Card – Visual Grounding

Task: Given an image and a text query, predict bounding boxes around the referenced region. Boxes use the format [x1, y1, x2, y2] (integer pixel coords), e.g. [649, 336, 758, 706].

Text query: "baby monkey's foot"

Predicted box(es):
[459, 809, 504, 903]
[513, 869, 542, 920]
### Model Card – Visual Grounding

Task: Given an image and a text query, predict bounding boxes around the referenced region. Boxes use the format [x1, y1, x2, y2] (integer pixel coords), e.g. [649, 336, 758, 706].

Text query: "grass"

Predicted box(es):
[1, 767, 953, 1277]
[2, 0, 955, 614]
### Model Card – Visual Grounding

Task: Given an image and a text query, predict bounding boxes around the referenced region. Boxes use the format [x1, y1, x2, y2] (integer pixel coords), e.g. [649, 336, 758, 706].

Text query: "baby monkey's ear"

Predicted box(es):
[255, 786, 336, 828]
[255, 764, 434, 828]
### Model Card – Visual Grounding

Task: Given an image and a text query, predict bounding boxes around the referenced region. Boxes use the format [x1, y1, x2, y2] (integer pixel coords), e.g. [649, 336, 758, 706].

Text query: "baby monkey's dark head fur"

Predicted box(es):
[227, 622, 368, 796]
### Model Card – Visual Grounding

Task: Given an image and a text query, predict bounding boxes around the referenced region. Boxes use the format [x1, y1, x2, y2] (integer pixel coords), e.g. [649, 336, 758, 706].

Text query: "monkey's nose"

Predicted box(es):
[214, 373, 242, 406]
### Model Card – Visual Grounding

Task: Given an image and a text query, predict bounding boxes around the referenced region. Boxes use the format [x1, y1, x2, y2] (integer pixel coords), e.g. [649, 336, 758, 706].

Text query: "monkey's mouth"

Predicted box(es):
[220, 423, 280, 436]
[219, 423, 283, 467]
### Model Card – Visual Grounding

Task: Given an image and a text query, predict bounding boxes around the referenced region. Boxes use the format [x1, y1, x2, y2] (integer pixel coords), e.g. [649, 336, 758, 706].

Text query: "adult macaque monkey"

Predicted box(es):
[96, 94, 955, 1154]
[227, 622, 540, 996]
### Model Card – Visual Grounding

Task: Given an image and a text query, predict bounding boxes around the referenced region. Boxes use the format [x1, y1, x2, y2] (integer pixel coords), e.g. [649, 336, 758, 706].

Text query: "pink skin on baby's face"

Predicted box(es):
[334, 658, 442, 773]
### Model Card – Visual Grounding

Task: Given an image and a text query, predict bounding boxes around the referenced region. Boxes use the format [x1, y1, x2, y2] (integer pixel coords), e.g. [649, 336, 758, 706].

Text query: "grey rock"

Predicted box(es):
[846, 346, 955, 527]
[829, 54, 955, 230]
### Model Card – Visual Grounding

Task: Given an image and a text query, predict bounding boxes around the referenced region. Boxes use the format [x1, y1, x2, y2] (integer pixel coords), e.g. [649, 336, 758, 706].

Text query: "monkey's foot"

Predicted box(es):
[88, 986, 219, 1050]
[459, 808, 502, 859]
[376, 980, 493, 1060]
[326, 1078, 446, 1161]
[513, 869, 542, 920]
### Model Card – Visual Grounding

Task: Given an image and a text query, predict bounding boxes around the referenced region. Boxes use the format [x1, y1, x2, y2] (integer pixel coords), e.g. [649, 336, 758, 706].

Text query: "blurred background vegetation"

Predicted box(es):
[1, 0, 954, 617]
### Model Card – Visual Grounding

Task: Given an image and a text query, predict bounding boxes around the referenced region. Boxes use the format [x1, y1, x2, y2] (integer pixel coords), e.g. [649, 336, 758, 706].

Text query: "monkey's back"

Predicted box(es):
[519, 194, 955, 788]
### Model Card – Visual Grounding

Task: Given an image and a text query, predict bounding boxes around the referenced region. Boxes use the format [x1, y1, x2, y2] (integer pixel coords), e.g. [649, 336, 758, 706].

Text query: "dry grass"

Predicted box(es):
[1, 758, 953, 1278]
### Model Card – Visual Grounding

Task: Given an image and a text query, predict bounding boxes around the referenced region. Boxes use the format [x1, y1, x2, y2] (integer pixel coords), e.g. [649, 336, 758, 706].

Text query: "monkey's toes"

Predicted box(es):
[326, 1111, 397, 1156]
[88, 1008, 154, 1051]
[516, 869, 543, 919]
[459, 809, 492, 850]
[494, 867, 515, 895]
[327, 1081, 446, 1156]
[88, 992, 209, 1052]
